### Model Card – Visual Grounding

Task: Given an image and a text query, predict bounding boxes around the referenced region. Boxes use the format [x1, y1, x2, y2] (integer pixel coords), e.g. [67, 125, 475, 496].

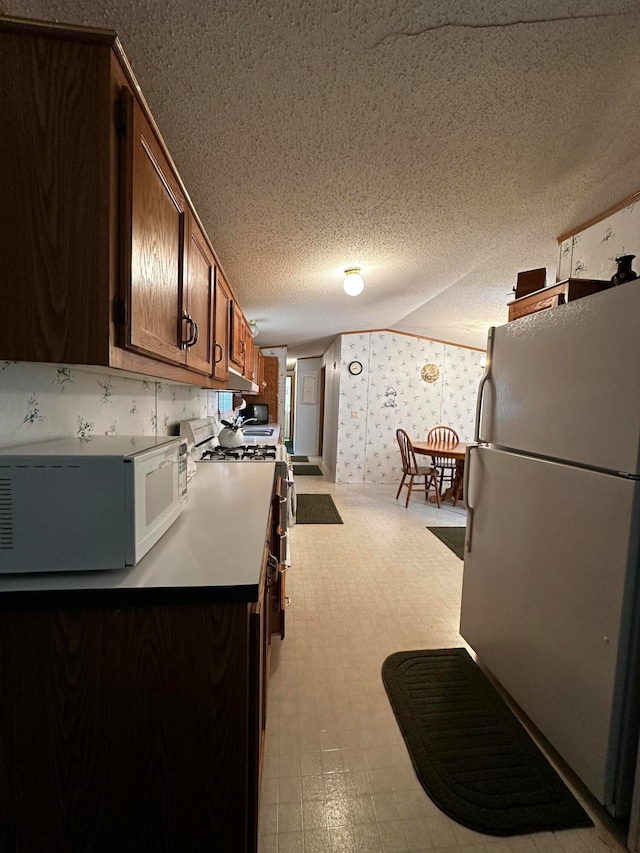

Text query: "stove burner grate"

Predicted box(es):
[200, 444, 277, 462]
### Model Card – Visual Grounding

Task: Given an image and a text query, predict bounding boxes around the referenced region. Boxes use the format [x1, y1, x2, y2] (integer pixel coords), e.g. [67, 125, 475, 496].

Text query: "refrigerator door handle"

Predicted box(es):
[464, 444, 479, 553]
[474, 326, 495, 444]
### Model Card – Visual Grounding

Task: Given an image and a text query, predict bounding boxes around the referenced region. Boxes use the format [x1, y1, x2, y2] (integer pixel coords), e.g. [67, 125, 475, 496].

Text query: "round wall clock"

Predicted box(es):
[348, 360, 363, 376]
[421, 363, 440, 383]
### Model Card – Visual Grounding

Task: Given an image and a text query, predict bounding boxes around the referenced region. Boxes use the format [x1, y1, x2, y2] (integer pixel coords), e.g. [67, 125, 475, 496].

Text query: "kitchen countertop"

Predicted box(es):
[0, 463, 276, 608]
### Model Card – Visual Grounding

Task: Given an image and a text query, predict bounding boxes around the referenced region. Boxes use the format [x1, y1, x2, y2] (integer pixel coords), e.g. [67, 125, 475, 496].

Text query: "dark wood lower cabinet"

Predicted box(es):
[248, 586, 270, 850]
[0, 593, 270, 853]
[270, 476, 289, 640]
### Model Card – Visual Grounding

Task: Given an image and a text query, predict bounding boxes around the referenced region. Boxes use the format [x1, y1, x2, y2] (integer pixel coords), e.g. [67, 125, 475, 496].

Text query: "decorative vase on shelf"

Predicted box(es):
[611, 254, 637, 286]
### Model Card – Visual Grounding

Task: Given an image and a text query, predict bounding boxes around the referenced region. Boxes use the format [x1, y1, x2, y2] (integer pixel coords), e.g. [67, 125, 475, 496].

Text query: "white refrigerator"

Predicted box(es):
[460, 283, 640, 818]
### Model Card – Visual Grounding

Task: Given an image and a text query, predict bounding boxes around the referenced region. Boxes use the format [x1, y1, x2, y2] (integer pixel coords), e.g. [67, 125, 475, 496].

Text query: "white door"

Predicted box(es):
[478, 284, 640, 475]
[460, 445, 640, 810]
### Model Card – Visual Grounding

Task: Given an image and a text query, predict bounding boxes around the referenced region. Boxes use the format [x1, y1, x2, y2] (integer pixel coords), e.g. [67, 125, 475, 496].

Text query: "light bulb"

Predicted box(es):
[248, 320, 259, 338]
[343, 268, 364, 296]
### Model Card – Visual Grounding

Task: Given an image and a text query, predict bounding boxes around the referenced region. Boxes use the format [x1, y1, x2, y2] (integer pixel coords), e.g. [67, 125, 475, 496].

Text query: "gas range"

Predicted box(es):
[179, 417, 289, 464]
[201, 444, 279, 462]
[179, 417, 295, 581]
[179, 417, 296, 572]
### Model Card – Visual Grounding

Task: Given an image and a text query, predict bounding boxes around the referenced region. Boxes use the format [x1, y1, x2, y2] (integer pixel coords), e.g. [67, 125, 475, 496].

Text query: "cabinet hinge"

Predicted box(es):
[113, 296, 127, 326]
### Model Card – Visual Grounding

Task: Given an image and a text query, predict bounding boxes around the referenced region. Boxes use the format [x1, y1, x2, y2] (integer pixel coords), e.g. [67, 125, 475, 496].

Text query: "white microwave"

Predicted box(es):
[0, 435, 188, 573]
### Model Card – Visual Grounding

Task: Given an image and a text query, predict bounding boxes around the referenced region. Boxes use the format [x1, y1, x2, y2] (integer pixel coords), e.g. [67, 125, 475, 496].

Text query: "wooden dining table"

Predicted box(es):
[412, 439, 470, 505]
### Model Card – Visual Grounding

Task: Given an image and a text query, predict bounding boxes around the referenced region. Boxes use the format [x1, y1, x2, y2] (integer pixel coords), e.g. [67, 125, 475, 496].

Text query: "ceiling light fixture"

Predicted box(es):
[343, 268, 364, 297]
[248, 319, 259, 338]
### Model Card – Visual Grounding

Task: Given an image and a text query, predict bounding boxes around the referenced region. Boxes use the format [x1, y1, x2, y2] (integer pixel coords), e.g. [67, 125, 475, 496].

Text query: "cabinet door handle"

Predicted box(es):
[183, 313, 196, 348]
[214, 343, 223, 363]
[192, 320, 199, 346]
[464, 445, 479, 554]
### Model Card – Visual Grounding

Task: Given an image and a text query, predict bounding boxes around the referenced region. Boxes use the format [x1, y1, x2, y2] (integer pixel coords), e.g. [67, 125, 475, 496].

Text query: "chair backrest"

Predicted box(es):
[427, 425, 459, 445]
[396, 428, 419, 474]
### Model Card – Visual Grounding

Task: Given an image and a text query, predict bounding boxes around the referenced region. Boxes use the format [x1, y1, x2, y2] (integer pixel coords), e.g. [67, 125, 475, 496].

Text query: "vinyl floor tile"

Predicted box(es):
[258, 480, 628, 853]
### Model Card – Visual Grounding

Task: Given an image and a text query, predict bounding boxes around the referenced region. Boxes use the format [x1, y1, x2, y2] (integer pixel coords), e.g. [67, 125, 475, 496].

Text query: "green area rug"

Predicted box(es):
[381, 648, 592, 836]
[291, 455, 309, 462]
[427, 526, 465, 559]
[293, 464, 323, 476]
[296, 494, 343, 524]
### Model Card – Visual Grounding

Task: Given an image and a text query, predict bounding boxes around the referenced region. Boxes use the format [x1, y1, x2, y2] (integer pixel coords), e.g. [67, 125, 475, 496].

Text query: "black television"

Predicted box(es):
[242, 403, 269, 425]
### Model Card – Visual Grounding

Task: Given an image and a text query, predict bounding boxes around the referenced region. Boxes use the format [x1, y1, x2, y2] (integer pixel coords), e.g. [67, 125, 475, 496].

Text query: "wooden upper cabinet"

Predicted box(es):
[230, 301, 245, 370]
[244, 327, 254, 380]
[213, 270, 231, 381]
[0, 25, 113, 366]
[185, 213, 215, 375]
[121, 90, 186, 366]
[252, 356, 279, 423]
[231, 309, 257, 380]
[122, 96, 215, 375]
[255, 348, 265, 389]
[0, 19, 253, 389]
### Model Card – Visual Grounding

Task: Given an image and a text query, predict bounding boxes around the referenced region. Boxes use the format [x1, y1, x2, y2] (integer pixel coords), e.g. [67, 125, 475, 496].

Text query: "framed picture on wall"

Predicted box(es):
[300, 373, 317, 405]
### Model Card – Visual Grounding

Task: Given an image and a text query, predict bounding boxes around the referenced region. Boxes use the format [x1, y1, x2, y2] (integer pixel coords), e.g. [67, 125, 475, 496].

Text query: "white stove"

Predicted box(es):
[179, 417, 289, 464]
[179, 417, 295, 537]
[201, 444, 279, 462]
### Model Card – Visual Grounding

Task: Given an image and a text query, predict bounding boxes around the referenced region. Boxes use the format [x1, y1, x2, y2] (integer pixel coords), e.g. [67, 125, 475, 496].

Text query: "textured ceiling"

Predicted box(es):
[5, 0, 640, 356]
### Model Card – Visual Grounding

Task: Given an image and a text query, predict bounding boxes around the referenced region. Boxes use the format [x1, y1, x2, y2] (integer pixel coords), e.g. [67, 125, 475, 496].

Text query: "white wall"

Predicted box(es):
[332, 331, 485, 484]
[293, 356, 322, 456]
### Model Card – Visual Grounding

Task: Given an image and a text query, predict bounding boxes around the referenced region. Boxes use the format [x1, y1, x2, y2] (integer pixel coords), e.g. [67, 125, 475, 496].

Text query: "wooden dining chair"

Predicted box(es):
[396, 429, 440, 508]
[426, 425, 459, 500]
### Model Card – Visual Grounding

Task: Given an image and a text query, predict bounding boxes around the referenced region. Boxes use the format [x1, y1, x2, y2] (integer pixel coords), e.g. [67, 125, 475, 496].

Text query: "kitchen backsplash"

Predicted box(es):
[0, 335, 478, 476]
[335, 332, 484, 484]
[0, 362, 219, 450]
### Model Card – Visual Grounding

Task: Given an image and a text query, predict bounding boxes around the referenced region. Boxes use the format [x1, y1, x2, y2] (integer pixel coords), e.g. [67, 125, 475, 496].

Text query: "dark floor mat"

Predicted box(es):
[291, 455, 309, 462]
[295, 493, 343, 524]
[292, 464, 323, 476]
[381, 648, 593, 836]
[427, 526, 465, 559]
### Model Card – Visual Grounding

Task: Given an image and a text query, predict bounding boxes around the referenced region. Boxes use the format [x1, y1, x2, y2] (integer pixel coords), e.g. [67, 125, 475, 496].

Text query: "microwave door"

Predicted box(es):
[126, 443, 183, 565]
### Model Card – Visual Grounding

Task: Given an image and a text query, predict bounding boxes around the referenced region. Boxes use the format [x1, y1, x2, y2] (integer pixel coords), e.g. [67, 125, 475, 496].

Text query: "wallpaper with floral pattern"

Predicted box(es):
[335, 332, 484, 484]
[558, 198, 639, 282]
[0, 362, 218, 450]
